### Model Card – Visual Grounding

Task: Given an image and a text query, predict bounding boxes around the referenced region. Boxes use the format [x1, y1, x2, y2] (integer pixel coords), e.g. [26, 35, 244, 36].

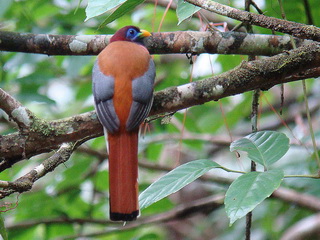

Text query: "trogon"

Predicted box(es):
[92, 26, 155, 221]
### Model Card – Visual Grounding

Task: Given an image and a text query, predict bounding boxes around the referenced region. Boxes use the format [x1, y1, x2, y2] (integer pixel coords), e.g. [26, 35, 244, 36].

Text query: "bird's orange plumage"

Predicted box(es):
[97, 41, 151, 220]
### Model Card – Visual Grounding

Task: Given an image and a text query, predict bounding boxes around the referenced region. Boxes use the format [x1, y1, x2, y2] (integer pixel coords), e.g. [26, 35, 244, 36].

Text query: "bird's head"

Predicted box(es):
[109, 26, 151, 45]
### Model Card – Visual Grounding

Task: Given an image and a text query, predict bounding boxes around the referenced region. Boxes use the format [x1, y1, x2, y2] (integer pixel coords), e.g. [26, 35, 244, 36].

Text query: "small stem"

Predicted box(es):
[284, 174, 320, 179]
[217, 169, 320, 179]
[218, 166, 246, 175]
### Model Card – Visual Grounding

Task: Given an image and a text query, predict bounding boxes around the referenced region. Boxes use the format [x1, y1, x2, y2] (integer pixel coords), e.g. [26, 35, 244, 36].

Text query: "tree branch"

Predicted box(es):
[0, 142, 80, 198]
[0, 110, 102, 171]
[186, 0, 320, 41]
[0, 30, 312, 56]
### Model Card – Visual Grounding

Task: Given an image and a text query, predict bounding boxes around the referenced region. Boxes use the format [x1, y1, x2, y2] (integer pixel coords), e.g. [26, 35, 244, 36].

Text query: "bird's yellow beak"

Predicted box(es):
[139, 29, 152, 38]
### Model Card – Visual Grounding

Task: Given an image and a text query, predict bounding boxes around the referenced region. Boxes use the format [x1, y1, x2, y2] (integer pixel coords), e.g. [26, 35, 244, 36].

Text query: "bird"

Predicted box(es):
[92, 26, 155, 221]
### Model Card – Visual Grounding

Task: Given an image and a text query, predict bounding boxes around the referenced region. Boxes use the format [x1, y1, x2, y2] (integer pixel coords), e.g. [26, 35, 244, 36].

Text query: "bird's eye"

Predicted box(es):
[129, 29, 135, 35]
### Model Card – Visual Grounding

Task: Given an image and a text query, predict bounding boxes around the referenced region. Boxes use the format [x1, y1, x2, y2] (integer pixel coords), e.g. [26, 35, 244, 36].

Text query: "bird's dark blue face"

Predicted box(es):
[125, 27, 140, 41]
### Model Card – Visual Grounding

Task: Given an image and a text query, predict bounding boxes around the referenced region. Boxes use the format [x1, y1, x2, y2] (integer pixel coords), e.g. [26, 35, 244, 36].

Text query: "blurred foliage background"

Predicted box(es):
[1, 0, 320, 239]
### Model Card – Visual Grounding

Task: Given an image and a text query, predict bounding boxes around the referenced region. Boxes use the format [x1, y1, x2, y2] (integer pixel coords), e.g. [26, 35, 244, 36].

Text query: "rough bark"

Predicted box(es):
[0, 30, 312, 56]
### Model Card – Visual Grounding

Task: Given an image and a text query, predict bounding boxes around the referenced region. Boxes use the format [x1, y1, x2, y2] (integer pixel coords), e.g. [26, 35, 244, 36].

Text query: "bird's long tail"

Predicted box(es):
[107, 130, 139, 221]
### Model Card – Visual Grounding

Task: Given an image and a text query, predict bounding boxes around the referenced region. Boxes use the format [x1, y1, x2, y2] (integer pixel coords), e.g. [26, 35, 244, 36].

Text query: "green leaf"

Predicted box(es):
[99, 0, 145, 26]
[230, 131, 289, 167]
[0, 213, 8, 240]
[176, 0, 201, 25]
[139, 159, 222, 209]
[85, 0, 126, 21]
[225, 169, 284, 225]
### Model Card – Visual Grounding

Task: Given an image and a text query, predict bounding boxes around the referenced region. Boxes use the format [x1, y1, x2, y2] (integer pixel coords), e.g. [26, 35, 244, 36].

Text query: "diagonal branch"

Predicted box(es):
[186, 0, 320, 41]
[0, 141, 83, 198]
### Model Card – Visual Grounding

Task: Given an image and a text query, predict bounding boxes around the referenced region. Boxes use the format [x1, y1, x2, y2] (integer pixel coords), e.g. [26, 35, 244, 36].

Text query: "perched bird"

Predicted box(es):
[92, 26, 155, 221]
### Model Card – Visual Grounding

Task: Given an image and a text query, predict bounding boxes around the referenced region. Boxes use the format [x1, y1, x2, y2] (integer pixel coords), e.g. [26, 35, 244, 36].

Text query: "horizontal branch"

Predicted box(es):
[1, 42, 320, 168]
[0, 30, 311, 56]
[147, 31, 310, 56]
[186, 0, 320, 41]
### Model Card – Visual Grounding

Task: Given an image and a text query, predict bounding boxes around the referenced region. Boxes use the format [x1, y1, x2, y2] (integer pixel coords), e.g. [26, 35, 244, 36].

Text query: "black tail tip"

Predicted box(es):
[110, 210, 139, 221]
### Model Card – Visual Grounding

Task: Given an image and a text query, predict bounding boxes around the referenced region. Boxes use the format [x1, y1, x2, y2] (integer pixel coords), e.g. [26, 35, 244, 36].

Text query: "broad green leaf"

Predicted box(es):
[0, 213, 8, 240]
[99, 0, 145, 26]
[85, 0, 126, 21]
[139, 159, 222, 209]
[230, 131, 289, 167]
[225, 169, 284, 225]
[176, 0, 201, 25]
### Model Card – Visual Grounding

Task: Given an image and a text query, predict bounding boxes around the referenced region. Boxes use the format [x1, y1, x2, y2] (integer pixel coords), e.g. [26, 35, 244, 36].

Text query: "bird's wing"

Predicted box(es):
[126, 59, 156, 131]
[92, 60, 120, 134]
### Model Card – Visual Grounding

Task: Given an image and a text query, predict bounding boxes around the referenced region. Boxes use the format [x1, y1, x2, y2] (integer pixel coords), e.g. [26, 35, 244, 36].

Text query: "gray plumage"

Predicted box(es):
[92, 61, 120, 134]
[126, 59, 155, 131]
